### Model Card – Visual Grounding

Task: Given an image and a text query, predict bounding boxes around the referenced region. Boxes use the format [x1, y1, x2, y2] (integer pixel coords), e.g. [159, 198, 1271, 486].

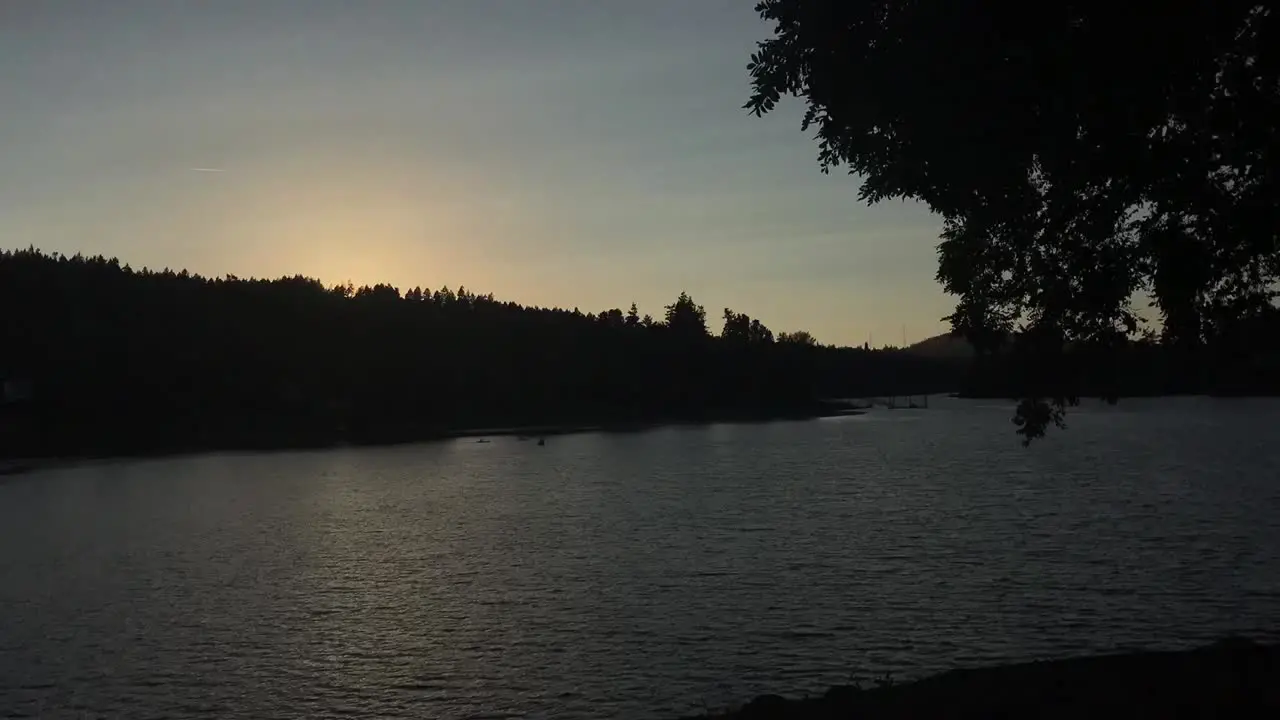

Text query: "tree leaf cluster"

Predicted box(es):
[746, 0, 1279, 440]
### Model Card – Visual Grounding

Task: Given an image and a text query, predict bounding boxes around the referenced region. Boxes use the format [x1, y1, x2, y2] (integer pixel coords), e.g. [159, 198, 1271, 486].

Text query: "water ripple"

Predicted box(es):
[1, 397, 1279, 718]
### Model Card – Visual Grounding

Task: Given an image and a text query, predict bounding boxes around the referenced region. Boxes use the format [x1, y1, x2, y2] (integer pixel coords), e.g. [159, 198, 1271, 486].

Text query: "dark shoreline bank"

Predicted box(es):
[684, 638, 1279, 719]
[955, 390, 1280, 400]
[2, 403, 865, 469]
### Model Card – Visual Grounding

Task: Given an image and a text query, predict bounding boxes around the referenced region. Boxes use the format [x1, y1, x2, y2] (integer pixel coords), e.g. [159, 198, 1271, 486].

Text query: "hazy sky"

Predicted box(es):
[1, 0, 952, 346]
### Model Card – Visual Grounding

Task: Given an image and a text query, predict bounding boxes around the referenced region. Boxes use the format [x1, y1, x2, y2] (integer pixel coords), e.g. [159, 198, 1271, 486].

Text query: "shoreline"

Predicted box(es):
[683, 638, 1279, 719]
[1, 405, 866, 470]
[954, 390, 1280, 400]
[440, 407, 866, 442]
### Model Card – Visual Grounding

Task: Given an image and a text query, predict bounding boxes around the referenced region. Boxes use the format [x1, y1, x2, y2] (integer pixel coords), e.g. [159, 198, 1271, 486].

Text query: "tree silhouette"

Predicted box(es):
[750, 319, 774, 345]
[778, 330, 818, 347]
[745, 0, 1279, 442]
[0, 249, 964, 458]
[722, 310, 775, 345]
[722, 309, 750, 342]
[664, 291, 708, 340]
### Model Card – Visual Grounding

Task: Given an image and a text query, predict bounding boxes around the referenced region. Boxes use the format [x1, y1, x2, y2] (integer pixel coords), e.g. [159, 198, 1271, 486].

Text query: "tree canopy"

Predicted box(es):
[746, 0, 1279, 441]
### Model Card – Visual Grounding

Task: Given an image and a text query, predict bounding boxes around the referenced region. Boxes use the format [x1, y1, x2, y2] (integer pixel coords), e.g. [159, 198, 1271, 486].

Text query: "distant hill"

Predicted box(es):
[905, 332, 977, 359]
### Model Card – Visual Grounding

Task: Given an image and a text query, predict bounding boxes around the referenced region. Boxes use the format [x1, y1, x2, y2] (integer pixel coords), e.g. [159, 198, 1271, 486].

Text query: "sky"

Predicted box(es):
[0, 0, 952, 347]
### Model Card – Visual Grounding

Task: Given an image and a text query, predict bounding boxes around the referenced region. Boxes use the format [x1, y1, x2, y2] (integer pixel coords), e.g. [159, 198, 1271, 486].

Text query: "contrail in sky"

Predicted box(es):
[191, 167, 226, 173]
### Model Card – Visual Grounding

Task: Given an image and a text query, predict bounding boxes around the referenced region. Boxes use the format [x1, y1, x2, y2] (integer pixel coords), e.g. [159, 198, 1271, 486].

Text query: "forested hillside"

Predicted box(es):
[0, 249, 962, 457]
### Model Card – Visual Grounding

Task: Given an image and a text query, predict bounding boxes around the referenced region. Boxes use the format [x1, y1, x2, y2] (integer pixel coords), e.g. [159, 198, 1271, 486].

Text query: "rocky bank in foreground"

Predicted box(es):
[684, 638, 1279, 719]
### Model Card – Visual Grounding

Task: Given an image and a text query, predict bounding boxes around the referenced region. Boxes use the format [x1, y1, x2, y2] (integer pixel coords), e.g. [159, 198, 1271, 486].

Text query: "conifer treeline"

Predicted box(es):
[0, 249, 961, 456]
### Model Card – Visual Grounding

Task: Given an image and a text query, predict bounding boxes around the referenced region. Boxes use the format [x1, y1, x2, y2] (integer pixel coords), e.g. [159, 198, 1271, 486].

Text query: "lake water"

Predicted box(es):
[3, 397, 1280, 719]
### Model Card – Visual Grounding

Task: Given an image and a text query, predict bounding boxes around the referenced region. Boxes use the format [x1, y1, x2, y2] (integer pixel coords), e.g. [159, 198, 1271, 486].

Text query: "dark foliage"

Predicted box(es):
[746, 0, 1280, 441]
[0, 249, 961, 458]
[959, 314, 1280, 402]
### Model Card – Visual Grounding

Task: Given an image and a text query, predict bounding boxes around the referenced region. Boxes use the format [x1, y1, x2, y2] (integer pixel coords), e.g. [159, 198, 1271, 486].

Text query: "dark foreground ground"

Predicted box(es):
[685, 638, 1279, 719]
